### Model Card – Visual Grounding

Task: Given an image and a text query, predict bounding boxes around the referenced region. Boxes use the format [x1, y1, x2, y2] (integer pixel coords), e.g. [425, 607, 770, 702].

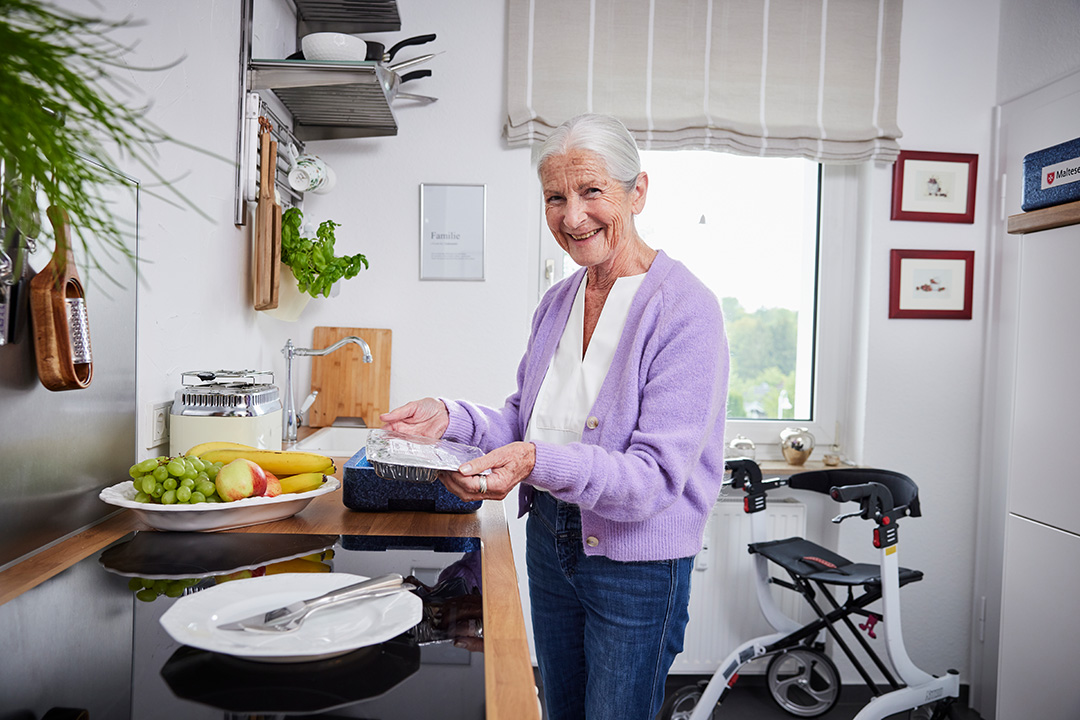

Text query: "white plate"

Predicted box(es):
[98, 478, 340, 532]
[159, 573, 422, 662]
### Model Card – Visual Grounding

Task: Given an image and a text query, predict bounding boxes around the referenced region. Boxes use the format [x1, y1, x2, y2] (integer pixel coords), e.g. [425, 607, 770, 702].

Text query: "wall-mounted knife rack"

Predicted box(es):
[239, 92, 306, 215]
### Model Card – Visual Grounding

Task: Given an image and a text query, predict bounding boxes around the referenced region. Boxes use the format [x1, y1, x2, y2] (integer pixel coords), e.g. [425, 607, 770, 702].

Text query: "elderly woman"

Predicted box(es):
[381, 113, 728, 719]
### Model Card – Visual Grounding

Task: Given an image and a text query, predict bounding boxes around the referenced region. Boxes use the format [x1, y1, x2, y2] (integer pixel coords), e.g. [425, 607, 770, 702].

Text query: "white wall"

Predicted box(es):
[68, 0, 1023, 701]
[834, 0, 1001, 688]
[997, 0, 1080, 104]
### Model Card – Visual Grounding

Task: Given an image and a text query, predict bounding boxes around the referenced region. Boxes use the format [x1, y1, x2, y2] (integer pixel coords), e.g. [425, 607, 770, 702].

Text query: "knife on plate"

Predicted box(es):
[216, 572, 411, 633]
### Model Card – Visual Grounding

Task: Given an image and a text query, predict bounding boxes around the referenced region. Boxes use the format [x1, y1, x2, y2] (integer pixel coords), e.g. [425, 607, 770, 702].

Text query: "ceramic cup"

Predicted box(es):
[312, 165, 336, 195]
[288, 153, 331, 193]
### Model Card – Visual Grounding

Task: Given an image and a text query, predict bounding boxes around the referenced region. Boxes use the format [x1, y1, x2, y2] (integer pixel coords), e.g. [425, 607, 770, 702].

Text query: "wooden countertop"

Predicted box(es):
[0, 459, 539, 720]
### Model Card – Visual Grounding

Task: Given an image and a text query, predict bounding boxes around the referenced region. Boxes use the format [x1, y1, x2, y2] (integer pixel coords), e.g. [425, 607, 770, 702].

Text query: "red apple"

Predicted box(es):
[263, 472, 282, 498]
[215, 458, 267, 501]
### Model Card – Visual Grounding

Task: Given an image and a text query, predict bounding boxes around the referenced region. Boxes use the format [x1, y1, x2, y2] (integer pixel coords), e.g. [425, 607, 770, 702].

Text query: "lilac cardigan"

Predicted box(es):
[442, 251, 729, 561]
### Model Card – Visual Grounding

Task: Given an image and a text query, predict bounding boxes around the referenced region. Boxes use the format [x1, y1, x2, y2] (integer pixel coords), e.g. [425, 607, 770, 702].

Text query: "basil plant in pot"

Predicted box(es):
[268, 207, 368, 321]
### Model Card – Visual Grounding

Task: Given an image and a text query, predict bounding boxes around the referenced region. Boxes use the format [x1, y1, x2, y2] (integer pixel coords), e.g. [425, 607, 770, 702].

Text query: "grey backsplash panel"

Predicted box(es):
[0, 177, 138, 569]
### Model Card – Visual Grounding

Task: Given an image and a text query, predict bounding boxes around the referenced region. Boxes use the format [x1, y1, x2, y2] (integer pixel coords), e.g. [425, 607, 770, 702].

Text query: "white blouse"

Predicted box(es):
[525, 272, 646, 448]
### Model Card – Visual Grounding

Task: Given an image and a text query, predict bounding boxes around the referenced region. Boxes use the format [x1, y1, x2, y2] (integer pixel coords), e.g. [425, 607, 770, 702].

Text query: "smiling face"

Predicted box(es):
[540, 149, 648, 277]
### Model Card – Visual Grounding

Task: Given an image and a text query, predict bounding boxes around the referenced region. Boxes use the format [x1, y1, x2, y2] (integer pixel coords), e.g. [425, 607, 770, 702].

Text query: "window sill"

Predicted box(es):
[757, 459, 848, 476]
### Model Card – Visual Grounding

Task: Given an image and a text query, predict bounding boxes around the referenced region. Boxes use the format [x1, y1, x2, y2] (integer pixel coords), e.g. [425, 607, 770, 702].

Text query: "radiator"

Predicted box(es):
[672, 497, 808, 674]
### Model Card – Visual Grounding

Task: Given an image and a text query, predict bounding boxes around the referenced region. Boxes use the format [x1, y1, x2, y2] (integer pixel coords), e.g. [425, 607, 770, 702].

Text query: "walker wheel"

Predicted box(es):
[659, 683, 713, 720]
[765, 648, 841, 717]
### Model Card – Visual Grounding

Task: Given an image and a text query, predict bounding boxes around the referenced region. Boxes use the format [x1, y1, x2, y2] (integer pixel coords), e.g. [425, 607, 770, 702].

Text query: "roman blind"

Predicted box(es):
[505, 0, 904, 163]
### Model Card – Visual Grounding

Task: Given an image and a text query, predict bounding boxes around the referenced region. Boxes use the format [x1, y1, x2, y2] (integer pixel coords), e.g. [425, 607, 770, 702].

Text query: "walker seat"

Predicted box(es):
[749, 536, 924, 588]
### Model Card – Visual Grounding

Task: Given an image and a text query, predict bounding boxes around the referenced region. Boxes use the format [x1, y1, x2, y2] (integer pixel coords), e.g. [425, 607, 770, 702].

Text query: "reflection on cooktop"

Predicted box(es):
[0, 533, 486, 720]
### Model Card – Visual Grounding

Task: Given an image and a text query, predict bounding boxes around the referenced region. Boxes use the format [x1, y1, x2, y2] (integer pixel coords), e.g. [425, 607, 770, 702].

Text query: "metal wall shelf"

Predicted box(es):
[233, 0, 401, 225]
[249, 59, 397, 140]
[295, 0, 401, 34]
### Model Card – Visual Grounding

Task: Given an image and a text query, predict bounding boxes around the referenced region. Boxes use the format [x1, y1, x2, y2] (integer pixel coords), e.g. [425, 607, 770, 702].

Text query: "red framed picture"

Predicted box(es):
[889, 249, 974, 320]
[890, 151, 978, 223]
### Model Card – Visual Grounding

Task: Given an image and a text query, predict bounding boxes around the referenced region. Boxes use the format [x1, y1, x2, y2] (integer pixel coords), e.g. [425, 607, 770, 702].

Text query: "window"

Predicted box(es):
[539, 153, 857, 458]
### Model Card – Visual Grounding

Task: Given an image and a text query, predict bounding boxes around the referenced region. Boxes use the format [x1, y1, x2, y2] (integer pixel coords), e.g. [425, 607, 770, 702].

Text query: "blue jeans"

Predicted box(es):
[526, 490, 694, 720]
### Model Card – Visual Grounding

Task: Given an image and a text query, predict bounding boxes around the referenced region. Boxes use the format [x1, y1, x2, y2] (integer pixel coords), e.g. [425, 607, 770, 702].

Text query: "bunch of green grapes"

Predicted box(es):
[127, 456, 225, 505]
[127, 576, 201, 602]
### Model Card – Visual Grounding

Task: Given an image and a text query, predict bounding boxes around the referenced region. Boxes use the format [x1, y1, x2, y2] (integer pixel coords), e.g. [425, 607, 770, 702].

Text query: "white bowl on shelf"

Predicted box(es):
[301, 32, 367, 62]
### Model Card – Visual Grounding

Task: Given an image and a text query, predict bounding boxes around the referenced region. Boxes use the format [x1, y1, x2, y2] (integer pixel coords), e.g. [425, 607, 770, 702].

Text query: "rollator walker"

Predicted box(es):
[663, 459, 961, 720]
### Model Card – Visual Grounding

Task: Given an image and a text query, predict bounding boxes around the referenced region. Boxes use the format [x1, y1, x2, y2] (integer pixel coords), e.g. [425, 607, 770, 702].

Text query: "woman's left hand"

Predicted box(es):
[439, 441, 536, 501]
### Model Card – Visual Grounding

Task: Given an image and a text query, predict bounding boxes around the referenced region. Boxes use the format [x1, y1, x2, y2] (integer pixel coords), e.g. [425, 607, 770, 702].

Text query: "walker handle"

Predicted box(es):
[829, 481, 894, 519]
[830, 510, 863, 524]
[724, 458, 762, 490]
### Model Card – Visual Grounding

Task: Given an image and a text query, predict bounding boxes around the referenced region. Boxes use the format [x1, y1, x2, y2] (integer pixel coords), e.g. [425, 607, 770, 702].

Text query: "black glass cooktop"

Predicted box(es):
[0, 533, 485, 719]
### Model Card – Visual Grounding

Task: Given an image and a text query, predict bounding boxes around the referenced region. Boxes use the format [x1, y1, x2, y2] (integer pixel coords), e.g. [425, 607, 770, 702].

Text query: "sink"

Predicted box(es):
[291, 426, 373, 458]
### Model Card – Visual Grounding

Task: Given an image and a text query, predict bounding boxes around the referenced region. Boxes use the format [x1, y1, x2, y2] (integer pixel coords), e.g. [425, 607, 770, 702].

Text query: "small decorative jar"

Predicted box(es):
[726, 435, 756, 460]
[779, 427, 815, 466]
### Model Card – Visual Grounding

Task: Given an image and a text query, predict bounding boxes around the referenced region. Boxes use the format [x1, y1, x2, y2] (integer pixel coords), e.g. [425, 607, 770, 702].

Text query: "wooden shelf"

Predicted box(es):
[1007, 199, 1080, 234]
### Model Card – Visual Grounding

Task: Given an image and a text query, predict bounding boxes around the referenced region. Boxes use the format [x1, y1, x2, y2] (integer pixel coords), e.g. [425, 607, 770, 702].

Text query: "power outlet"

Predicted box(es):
[150, 402, 171, 449]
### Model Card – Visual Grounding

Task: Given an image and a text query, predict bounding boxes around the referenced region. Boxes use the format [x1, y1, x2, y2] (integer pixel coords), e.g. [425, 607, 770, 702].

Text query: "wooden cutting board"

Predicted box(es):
[29, 206, 93, 391]
[253, 131, 279, 311]
[308, 327, 392, 428]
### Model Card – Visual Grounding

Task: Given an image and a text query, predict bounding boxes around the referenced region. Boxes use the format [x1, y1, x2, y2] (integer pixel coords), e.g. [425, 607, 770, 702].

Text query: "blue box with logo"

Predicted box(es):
[1022, 136, 1080, 211]
[342, 448, 481, 513]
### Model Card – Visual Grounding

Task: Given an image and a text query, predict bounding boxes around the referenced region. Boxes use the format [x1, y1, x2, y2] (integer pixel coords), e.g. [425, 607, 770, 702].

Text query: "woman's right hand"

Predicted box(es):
[379, 397, 449, 439]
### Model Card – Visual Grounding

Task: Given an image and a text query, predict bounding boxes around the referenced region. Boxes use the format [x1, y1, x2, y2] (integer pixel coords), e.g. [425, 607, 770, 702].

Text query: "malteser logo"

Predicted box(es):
[1041, 156, 1080, 190]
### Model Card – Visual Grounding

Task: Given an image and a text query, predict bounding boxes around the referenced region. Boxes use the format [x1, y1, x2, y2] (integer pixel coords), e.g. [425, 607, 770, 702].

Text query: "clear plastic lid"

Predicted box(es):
[365, 429, 484, 483]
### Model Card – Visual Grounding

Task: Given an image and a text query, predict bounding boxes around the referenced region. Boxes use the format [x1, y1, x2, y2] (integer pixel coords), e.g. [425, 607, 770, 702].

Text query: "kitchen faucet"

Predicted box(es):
[281, 336, 373, 443]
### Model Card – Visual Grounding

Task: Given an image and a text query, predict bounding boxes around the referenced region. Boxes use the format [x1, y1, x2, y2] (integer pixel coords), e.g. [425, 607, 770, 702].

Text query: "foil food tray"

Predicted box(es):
[365, 429, 484, 484]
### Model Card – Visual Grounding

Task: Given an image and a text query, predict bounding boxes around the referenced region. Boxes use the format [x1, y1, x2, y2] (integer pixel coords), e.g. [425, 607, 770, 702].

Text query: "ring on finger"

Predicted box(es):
[478, 477, 487, 495]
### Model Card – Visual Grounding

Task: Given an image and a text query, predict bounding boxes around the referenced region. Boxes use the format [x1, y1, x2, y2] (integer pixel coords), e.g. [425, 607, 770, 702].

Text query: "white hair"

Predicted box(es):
[536, 113, 641, 192]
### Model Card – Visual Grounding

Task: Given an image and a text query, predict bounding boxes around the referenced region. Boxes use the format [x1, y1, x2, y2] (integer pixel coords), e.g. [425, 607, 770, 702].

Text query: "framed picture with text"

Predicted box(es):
[889, 249, 974, 319]
[420, 184, 486, 281]
[890, 151, 978, 223]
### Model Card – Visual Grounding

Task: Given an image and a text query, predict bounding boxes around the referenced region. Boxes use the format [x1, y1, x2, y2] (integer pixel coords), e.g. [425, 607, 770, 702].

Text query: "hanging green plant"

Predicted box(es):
[0, 0, 217, 278]
[280, 207, 369, 299]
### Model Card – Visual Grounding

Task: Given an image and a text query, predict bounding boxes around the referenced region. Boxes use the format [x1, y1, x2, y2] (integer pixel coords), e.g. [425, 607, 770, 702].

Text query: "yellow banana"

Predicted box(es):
[263, 558, 331, 575]
[278, 471, 328, 495]
[199, 449, 335, 477]
[185, 440, 257, 457]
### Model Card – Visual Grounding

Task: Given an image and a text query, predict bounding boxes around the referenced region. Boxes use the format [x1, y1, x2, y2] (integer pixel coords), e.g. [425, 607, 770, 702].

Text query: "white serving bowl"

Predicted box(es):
[99, 477, 340, 532]
[301, 32, 367, 62]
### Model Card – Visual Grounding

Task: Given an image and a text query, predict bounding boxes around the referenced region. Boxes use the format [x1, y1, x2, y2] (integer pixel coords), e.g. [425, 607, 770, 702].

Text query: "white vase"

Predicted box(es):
[262, 264, 311, 322]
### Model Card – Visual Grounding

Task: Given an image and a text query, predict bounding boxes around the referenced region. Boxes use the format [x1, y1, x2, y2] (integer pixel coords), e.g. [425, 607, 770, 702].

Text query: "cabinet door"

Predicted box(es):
[997, 514, 1080, 718]
[1008, 228, 1080, 536]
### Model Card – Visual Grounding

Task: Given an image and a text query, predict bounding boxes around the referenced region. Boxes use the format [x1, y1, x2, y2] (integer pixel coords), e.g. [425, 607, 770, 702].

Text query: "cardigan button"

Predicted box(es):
[586, 536, 599, 547]
[586, 416, 599, 429]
